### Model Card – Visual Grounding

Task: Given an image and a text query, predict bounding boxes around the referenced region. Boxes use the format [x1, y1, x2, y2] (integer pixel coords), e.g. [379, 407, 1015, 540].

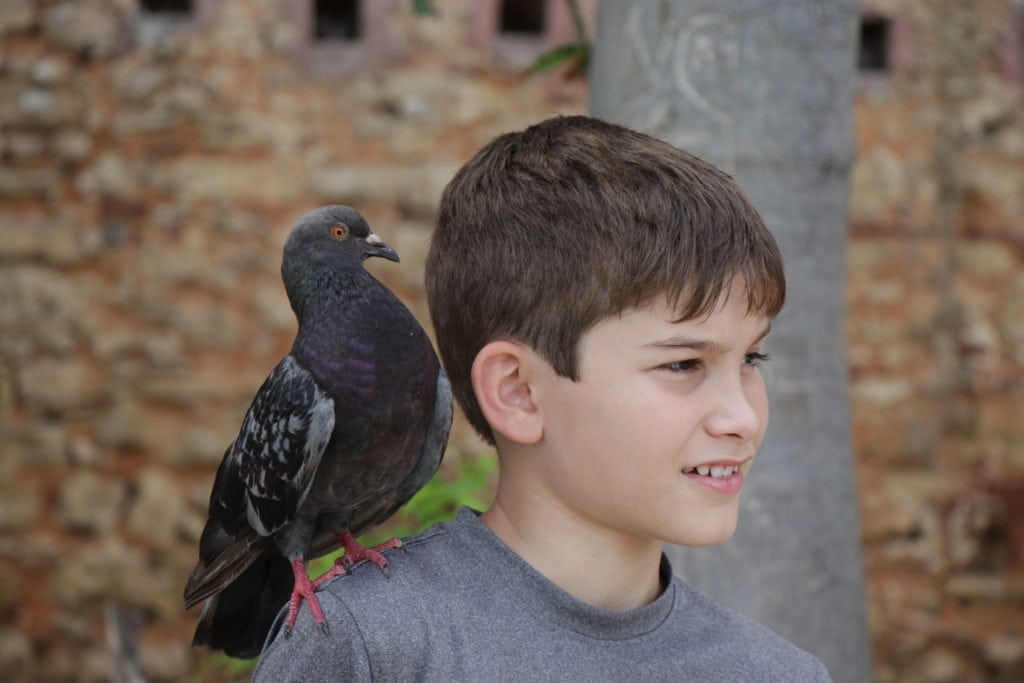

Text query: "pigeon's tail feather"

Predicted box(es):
[191, 546, 293, 659]
[184, 521, 268, 609]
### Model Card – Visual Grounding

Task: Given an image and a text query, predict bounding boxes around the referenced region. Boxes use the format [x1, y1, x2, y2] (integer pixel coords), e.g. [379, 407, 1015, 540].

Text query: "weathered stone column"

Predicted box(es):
[590, 2, 872, 680]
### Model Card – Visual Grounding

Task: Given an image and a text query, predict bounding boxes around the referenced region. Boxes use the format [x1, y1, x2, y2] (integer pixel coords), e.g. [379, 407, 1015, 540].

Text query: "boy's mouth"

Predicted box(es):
[682, 464, 740, 478]
[681, 459, 750, 494]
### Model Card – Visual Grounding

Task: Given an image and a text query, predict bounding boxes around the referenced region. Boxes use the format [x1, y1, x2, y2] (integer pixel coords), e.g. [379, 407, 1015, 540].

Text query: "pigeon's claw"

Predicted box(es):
[337, 529, 402, 576]
[283, 557, 329, 638]
[310, 563, 347, 590]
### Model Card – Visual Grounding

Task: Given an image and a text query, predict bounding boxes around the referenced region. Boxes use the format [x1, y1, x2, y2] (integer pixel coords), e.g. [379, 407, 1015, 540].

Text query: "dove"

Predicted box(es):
[184, 205, 452, 659]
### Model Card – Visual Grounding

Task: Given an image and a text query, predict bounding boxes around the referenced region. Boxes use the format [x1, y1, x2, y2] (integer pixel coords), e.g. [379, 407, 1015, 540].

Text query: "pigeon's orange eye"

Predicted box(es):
[330, 224, 348, 240]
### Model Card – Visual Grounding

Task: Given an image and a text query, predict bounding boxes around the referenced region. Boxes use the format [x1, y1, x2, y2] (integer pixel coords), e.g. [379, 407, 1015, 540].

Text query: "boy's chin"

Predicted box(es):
[663, 514, 740, 548]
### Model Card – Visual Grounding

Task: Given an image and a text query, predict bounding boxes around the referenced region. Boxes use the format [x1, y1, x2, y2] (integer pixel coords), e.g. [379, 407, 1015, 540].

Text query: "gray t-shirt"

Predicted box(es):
[254, 507, 831, 682]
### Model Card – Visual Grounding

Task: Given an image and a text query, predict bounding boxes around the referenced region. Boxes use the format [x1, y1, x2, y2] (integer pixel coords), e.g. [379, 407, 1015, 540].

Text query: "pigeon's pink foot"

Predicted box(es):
[284, 557, 328, 637]
[310, 561, 347, 589]
[309, 530, 402, 587]
[337, 529, 402, 576]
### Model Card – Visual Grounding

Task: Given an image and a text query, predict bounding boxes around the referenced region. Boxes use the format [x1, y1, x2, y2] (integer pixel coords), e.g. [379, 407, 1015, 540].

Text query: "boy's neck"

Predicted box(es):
[480, 484, 665, 612]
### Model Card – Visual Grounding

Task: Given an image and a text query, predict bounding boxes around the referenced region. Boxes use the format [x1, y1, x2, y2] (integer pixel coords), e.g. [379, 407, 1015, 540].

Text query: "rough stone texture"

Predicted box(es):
[849, 2, 1024, 682]
[0, 484, 42, 532]
[0, 0, 1020, 680]
[57, 471, 126, 534]
[126, 468, 188, 546]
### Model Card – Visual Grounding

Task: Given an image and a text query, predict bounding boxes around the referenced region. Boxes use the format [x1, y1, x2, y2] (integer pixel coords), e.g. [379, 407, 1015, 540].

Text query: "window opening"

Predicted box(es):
[139, 0, 193, 14]
[315, 0, 361, 41]
[500, 0, 545, 36]
[858, 17, 890, 72]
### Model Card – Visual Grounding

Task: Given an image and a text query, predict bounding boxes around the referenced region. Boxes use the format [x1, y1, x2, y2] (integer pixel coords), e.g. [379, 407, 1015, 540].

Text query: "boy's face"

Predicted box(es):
[532, 278, 771, 548]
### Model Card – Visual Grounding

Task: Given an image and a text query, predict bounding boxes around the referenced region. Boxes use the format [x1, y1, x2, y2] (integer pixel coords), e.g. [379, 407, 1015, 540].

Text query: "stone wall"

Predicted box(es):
[0, 1, 1020, 681]
[850, 2, 1024, 681]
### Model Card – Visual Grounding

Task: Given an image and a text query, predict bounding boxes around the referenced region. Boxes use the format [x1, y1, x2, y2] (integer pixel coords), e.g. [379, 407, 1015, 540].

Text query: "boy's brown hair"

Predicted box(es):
[426, 115, 785, 444]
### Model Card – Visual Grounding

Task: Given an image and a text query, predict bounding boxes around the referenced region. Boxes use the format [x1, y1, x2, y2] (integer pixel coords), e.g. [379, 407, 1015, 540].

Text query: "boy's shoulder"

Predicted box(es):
[252, 509, 493, 681]
[255, 509, 830, 682]
[667, 577, 831, 681]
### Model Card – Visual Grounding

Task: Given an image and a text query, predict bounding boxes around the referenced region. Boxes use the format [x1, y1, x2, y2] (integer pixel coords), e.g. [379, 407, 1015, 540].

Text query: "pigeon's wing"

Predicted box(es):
[353, 369, 452, 531]
[185, 355, 333, 609]
[309, 367, 452, 559]
[228, 354, 335, 538]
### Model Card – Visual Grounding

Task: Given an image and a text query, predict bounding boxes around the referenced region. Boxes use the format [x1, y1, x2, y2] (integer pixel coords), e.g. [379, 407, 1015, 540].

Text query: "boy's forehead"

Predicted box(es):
[600, 293, 768, 332]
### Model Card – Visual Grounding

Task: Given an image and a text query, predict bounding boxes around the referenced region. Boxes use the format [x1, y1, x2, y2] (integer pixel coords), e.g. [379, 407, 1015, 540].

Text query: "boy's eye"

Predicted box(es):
[662, 359, 702, 373]
[744, 352, 771, 367]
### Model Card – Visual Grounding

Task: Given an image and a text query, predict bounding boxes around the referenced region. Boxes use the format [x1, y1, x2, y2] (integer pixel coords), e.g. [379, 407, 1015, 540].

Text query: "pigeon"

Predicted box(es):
[183, 205, 452, 659]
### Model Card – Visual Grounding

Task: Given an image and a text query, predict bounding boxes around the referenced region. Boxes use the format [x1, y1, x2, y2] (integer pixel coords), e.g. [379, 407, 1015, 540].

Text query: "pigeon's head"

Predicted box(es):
[282, 205, 400, 308]
[284, 205, 399, 266]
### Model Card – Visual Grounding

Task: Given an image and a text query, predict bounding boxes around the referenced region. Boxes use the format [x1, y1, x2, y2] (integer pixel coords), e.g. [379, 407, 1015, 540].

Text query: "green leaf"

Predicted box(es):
[411, 0, 435, 15]
[527, 42, 590, 76]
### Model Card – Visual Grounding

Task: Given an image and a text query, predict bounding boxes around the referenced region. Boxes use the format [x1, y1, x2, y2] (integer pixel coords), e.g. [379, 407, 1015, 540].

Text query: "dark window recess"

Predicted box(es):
[140, 0, 193, 13]
[500, 0, 545, 35]
[858, 17, 890, 72]
[315, 0, 361, 41]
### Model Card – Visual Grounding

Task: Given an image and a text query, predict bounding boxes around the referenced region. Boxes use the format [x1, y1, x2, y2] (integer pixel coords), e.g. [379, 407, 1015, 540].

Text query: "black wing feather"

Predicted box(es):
[214, 354, 334, 539]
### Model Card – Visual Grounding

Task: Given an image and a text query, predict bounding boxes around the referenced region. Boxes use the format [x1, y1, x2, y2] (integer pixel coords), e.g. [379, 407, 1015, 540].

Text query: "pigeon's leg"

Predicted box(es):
[338, 529, 403, 575]
[309, 529, 402, 585]
[336, 529, 402, 576]
[284, 556, 328, 637]
[310, 561, 347, 589]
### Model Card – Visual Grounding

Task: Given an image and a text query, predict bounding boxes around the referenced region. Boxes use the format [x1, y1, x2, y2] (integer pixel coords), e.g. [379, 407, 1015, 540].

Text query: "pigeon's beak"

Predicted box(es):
[363, 233, 400, 263]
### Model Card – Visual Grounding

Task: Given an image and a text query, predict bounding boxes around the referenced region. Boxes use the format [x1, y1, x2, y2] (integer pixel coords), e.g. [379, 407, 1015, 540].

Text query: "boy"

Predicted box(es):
[254, 115, 831, 681]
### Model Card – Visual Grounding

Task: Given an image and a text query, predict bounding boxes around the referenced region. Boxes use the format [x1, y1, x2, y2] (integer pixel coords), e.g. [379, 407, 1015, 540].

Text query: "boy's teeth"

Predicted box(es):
[684, 465, 738, 478]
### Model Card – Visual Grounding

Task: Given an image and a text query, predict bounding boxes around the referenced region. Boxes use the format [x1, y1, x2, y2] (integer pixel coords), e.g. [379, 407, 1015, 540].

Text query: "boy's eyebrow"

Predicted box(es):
[645, 323, 772, 353]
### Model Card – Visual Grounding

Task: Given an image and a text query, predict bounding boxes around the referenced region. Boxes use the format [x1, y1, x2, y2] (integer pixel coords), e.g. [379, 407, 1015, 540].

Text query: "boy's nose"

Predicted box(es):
[703, 378, 765, 443]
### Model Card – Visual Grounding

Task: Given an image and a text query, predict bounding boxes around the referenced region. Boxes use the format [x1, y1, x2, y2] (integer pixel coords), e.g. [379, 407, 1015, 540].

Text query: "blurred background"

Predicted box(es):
[0, 0, 1021, 681]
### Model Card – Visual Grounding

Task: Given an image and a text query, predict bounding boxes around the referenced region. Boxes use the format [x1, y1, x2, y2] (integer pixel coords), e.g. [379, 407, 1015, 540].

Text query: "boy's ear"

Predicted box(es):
[471, 341, 544, 445]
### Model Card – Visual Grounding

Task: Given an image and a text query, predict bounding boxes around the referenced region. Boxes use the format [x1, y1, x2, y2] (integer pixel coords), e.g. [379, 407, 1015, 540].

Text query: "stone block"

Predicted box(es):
[110, 61, 166, 104]
[170, 297, 243, 349]
[150, 157, 307, 203]
[97, 398, 147, 450]
[997, 274, 1024, 364]
[53, 131, 92, 161]
[0, 213, 90, 265]
[0, 484, 42, 531]
[57, 471, 126, 533]
[0, 167, 58, 198]
[43, 0, 130, 58]
[920, 645, 968, 683]
[29, 58, 68, 86]
[851, 376, 913, 407]
[947, 575, 1024, 603]
[76, 153, 141, 200]
[0, 532, 60, 568]
[984, 633, 1024, 670]
[955, 240, 1017, 281]
[118, 560, 181, 621]
[140, 372, 244, 406]
[199, 111, 294, 152]
[53, 537, 145, 609]
[127, 468, 187, 546]
[385, 222, 431, 288]
[170, 429, 227, 466]
[0, 632, 30, 681]
[4, 132, 46, 159]
[140, 641, 190, 682]
[946, 492, 1005, 570]
[18, 359, 101, 412]
[248, 284, 294, 332]
[0, 0, 36, 35]
[0, 563, 19, 612]
[310, 163, 458, 217]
